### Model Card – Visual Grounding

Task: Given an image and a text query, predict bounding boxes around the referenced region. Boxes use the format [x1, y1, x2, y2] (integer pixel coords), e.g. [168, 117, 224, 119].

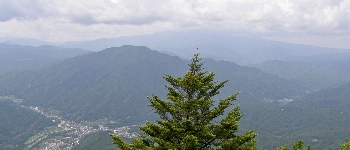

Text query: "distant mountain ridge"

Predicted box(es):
[252, 59, 350, 90]
[0, 37, 56, 47]
[0, 43, 91, 73]
[58, 30, 350, 65]
[3, 30, 349, 65]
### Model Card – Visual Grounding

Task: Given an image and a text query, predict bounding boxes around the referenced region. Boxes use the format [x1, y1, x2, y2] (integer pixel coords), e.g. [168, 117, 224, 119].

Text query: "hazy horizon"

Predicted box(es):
[1, 0, 350, 49]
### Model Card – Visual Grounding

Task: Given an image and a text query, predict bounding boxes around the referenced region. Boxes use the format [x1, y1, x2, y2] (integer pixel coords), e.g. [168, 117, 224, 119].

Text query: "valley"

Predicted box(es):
[3, 96, 137, 150]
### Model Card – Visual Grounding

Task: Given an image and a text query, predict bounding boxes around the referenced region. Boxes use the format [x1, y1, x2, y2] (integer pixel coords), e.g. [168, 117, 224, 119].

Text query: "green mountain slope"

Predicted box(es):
[244, 82, 350, 149]
[0, 43, 91, 74]
[0, 101, 56, 150]
[0, 45, 302, 122]
[292, 82, 350, 110]
[240, 103, 350, 149]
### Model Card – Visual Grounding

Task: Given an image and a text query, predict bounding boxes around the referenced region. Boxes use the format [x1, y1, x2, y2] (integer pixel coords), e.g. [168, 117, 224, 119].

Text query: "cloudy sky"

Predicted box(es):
[0, 0, 349, 48]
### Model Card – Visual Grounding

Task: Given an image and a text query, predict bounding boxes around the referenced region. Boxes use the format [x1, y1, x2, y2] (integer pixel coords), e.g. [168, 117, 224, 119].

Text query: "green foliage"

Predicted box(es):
[111, 54, 257, 149]
[277, 140, 310, 150]
[341, 139, 350, 150]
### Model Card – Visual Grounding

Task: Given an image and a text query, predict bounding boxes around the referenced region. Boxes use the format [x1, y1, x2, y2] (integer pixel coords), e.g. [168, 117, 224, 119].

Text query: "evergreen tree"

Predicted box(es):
[277, 140, 311, 150]
[111, 54, 257, 149]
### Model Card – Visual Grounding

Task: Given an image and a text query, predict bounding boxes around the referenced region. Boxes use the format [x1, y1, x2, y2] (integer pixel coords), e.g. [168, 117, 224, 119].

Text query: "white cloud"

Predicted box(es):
[0, 0, 349, 48]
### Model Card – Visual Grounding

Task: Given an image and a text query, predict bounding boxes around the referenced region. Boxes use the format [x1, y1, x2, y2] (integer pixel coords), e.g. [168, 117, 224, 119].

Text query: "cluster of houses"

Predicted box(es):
[28, 107, 139, 149]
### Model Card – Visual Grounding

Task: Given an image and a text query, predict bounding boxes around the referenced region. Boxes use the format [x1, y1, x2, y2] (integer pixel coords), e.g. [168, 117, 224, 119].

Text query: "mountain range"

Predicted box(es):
[2, 30, 350, 65]
[0, 45, 302, 122]
[0, 44, 349, 149]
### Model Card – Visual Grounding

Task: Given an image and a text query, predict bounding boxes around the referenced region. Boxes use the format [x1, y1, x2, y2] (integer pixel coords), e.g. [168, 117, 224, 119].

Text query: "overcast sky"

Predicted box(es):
[0, 0, 349, 49]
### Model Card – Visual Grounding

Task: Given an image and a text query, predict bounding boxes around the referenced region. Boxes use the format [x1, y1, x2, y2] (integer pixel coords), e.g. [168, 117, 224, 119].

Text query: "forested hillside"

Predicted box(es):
[240, 103, 350, 149]
[292, 82, 350, 110]
[247, 57, 350, 149]
[0, 100, 56, 150]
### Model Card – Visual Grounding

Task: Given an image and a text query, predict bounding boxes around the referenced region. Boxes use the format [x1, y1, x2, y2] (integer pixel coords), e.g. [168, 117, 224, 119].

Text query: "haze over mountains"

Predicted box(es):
[252, 59, 350, 90]
[1, 33, 350, 149]
[0, 43, 91, 74]
[2, 30, 350, 65]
